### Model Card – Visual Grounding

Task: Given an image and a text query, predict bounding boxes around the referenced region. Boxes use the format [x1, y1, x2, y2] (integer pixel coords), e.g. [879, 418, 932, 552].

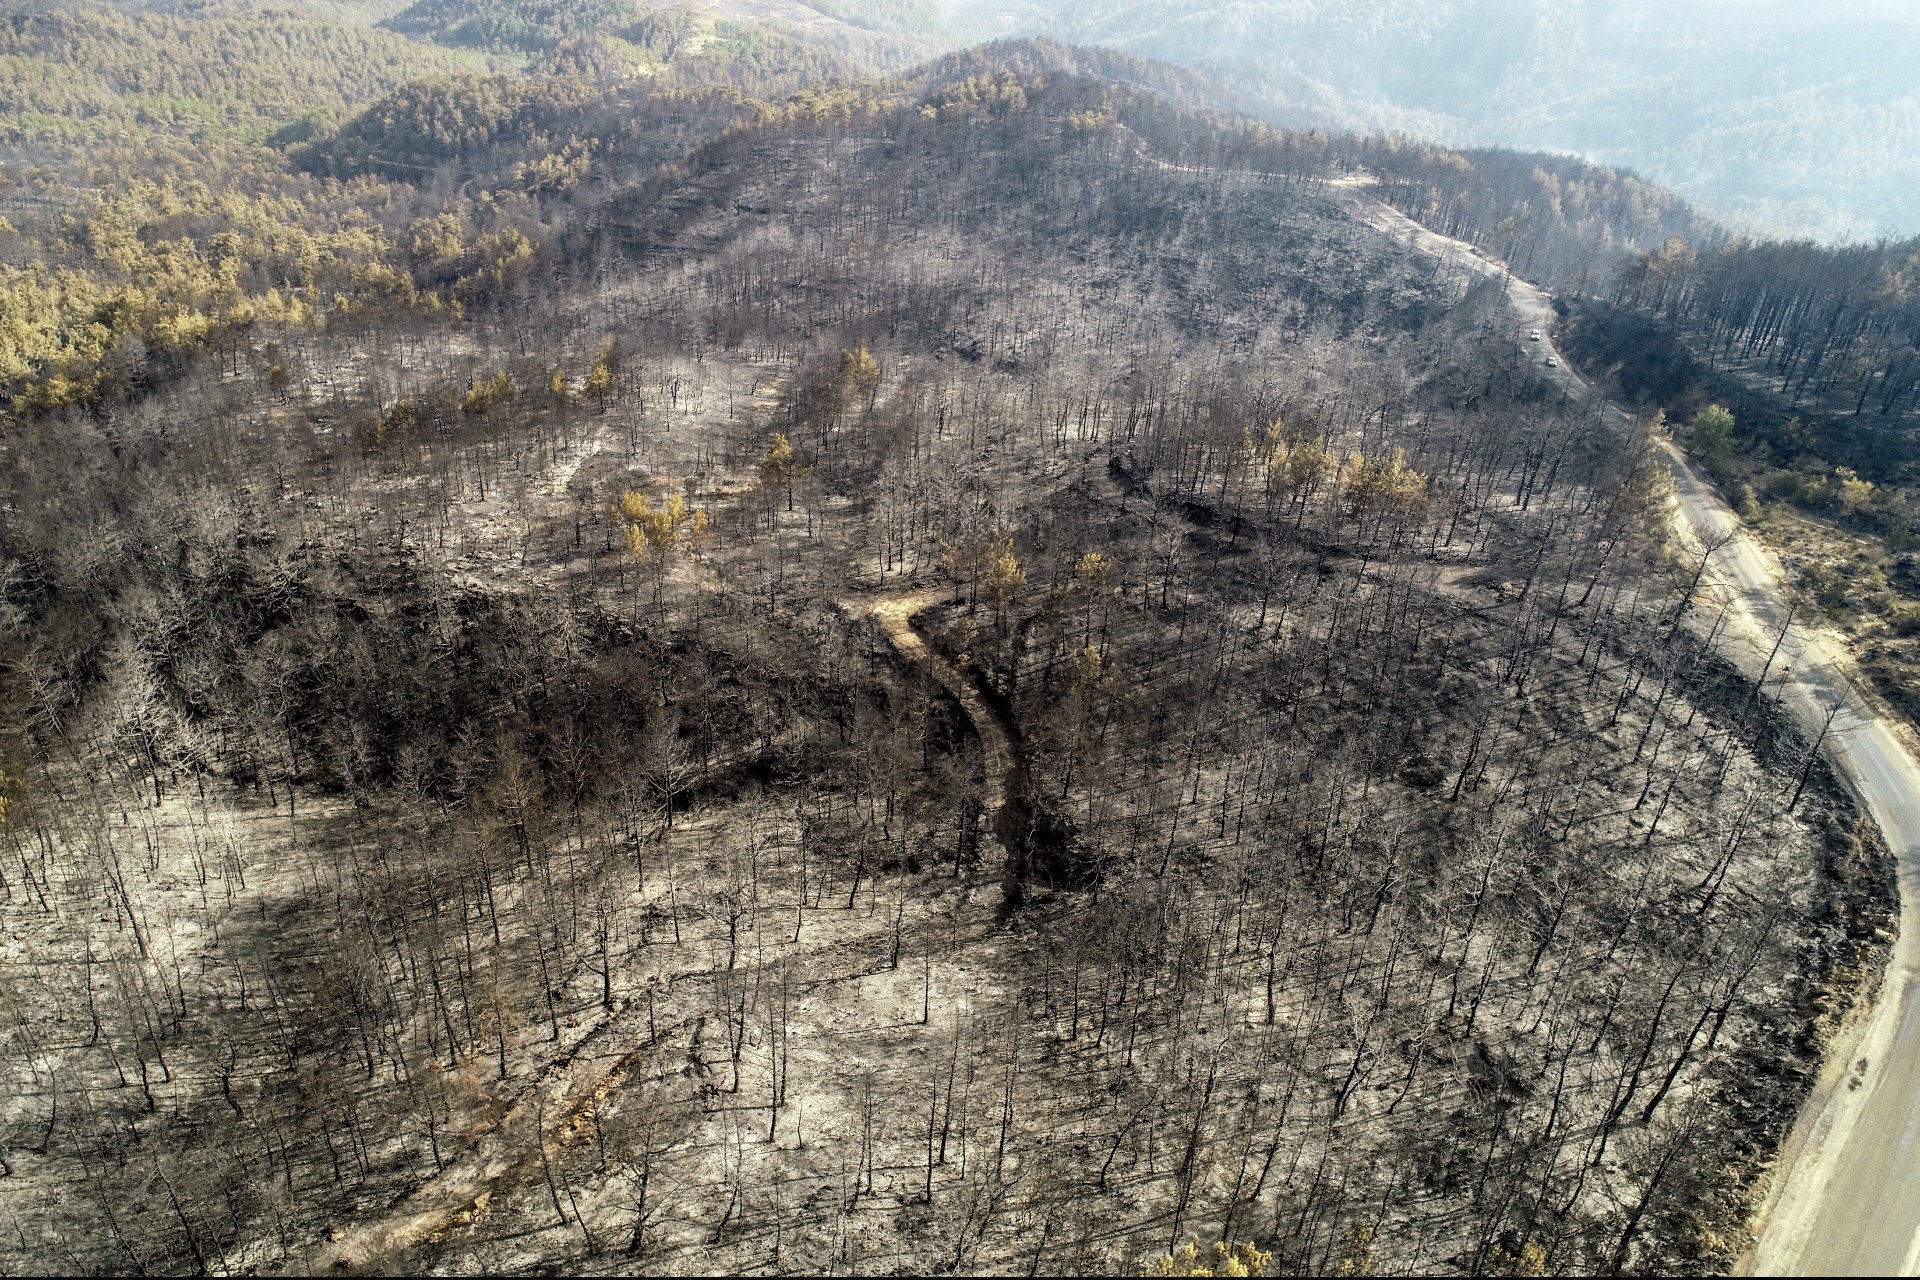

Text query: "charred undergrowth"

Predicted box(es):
[0, 64, 1887, 1279]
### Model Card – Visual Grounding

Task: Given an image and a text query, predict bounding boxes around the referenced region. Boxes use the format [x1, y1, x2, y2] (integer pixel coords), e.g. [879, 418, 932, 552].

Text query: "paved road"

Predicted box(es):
[1343, 182, 1920, 1275]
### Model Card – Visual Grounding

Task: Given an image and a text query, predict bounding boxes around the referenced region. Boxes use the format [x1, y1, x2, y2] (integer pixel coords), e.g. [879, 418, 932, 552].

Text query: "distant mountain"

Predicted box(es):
[955, 0, 1920, 240]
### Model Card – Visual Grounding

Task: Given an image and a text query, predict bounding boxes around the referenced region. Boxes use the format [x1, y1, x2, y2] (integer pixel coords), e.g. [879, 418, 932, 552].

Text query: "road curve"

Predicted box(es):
[857, 588, 1016, 831]
[1342, 181, 1920, 1275]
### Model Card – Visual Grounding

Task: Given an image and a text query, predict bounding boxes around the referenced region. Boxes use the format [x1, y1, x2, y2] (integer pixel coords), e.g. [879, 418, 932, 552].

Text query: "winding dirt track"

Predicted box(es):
[859, 588, 1016, 829]
[1347, 183, 1920, 1275]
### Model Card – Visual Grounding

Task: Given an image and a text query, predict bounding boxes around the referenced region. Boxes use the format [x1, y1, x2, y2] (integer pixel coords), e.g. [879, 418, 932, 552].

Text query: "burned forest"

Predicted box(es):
[0, 37, 1893, 1279]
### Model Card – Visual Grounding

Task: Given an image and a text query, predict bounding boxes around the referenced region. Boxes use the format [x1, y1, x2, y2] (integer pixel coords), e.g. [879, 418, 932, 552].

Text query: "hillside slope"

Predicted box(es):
[0, 57, 1889, 1275]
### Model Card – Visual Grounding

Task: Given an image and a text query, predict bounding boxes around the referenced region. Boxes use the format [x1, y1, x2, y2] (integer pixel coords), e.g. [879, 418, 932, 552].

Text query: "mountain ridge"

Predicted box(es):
[966, 0, 1920, 240]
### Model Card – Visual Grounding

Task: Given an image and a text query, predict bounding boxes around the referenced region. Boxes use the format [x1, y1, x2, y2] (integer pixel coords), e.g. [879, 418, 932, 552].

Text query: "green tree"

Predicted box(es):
[1689, 404, 1735, 457]
[1835, 466, 1876, 517]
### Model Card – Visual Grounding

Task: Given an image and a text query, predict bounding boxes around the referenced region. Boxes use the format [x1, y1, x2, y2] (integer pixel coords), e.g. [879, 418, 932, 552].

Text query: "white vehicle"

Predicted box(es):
[1546, 355, 1558, 367]
[1529, 329, 1542, 341]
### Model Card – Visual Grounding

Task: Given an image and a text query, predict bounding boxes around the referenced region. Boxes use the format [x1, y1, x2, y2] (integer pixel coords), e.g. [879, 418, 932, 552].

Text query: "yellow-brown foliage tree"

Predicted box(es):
[462, 370, 513, 416]
[839, 343, 880, 410]
[618, 489, 709, 617]
[984, 532, 1025, 627]
[760, 431, 797, 511]
[1143, 1236, 1272, 1277]
[586, 338, 617, 411]
[1344, 446, 1427, 519]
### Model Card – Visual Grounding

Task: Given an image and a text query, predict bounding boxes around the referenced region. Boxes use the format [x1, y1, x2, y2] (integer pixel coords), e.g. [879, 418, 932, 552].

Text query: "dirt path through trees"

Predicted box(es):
[859, 588, 1016, 846]
[284, 585, 1016, 1276]
[285, 1003, 650, 1274]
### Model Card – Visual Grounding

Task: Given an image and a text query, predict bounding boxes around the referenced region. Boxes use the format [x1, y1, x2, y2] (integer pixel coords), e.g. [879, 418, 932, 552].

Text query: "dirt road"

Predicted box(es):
[1344, 180, 1920, 1275]
[858, 588, 1016, 833]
